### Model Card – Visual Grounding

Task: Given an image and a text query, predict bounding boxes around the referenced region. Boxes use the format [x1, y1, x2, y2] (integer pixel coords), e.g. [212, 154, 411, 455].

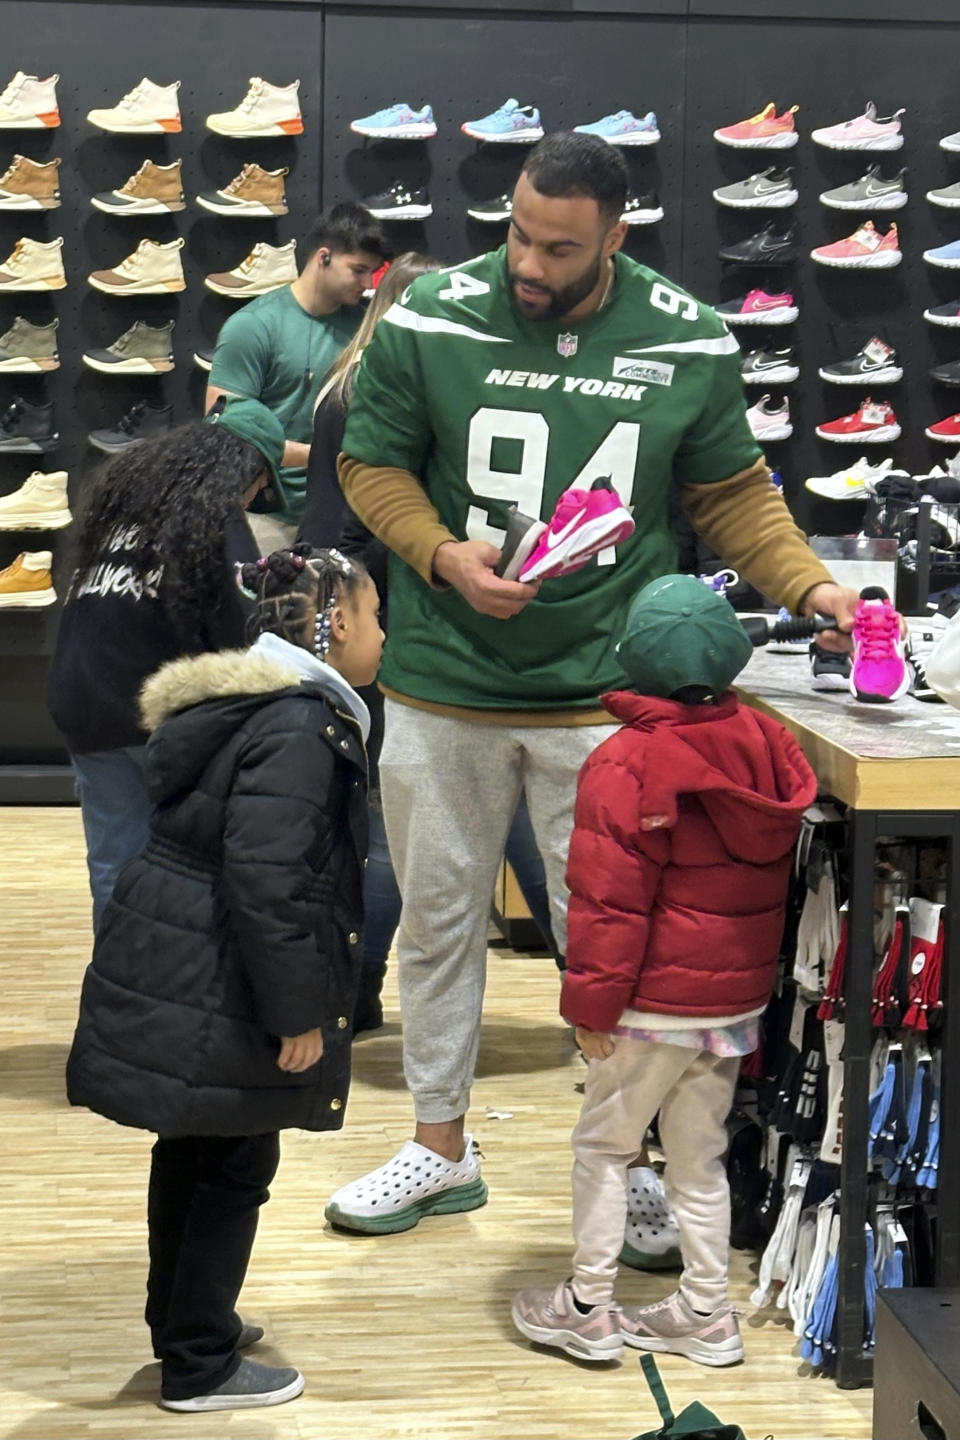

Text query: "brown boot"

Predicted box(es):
[91, 159, 185, 215]
[0, 154, 61, 210]
[197, 163, 289, 217]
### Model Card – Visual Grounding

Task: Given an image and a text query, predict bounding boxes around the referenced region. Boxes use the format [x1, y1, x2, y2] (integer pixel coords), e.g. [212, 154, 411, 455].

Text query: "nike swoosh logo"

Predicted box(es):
[865, 184, 897, 195]
[754, 180, 788, 192]
[545, 513, 586, 549]
[747, 357, 792, 369]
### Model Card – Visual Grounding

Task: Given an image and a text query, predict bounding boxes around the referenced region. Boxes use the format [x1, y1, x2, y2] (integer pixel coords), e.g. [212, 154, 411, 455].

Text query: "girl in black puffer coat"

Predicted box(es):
[66, 545, 383, 1415]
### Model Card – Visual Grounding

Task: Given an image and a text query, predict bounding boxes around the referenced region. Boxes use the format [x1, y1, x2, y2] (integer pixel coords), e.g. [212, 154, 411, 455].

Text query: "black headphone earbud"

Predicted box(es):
[321, 253, 331, 266]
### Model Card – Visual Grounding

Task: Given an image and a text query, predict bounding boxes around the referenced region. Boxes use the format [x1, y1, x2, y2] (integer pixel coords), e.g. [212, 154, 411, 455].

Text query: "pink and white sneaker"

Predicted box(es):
[713, 103, 799, 149]
[851, 587, 909, 702]
[512, 1279, 623, 1363]
[925, 412, 960, 443]
[516, 478, 634, 582]
[620, 1290, 744, 1367]
[811, 101, 905, 152]
[746, 393, 792, 441]
[716, 289, 798, 325]
[811, 221, 901, 268]
[815, 398, 901, 443]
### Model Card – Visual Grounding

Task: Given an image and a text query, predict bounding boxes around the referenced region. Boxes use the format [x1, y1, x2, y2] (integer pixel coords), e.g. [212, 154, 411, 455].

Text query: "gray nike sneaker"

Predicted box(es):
[819, 165, 907, 211]
[712, 166, 797, 209]
[928, 180, 960, 210]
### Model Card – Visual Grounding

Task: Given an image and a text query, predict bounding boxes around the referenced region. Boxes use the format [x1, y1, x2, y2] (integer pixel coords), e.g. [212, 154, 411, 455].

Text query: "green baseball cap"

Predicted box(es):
[204, 396, 288, 514]
[616, 573, 753, 698]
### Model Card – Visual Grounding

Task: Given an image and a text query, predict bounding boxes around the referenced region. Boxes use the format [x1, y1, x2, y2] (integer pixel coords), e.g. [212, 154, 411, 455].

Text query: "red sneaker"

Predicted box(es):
[925, 412, 960, 442]
[713, 103, 799, 149]
[811, 220, 901, 269]
[815, 398, 901, 443]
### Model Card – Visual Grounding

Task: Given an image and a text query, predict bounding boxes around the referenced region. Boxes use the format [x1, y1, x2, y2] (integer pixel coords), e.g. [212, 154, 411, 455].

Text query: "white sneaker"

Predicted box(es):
[746, 394, 792, 441]
[206, 78, 303, 137]
[0, 71, 60, 128]
[804, 455, 895, 500]
[324, 1135, 488, 1233]
[0, 470, 70, 529]
[204, 240, 297, 297]
[620, 1166, 681, 1270]
[0, 237, 66, 291]
[87, 78, 181, 134]
[88, 239, 185, 295]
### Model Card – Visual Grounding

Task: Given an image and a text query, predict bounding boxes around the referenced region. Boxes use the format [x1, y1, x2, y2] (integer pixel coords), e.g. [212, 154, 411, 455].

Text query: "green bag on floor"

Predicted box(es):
[632, 1353, 748, 1440]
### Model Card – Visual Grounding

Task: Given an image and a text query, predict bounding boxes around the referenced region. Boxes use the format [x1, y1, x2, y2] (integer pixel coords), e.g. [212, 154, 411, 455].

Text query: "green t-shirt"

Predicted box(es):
[343, 247, 761, 711]
[210, 286, 363, 522]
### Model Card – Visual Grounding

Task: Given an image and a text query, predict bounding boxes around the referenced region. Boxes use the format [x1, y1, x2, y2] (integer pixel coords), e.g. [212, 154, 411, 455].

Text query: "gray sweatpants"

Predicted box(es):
[379, 698, 616, 1124]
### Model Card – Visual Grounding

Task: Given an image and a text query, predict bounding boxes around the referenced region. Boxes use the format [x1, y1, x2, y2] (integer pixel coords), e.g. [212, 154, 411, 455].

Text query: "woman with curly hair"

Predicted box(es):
[48, 399, 285, 929]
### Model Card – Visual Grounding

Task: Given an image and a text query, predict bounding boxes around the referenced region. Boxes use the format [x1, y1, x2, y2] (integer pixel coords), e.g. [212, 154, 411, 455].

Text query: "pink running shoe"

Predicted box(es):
[511, 1279, 623, 1362]
[620, 1290, 744, 1367]
[713, 102, 799, 149]
[811, 100, 905, 152]
[810, 220, 901, 269]
[715, 289, 798, 325]
[851, 586, 909, 702]
[517, 477, 634, 581]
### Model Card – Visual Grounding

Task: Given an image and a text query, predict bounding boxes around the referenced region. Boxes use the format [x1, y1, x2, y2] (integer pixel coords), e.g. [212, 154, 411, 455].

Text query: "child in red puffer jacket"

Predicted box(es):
[512, 573, 817, 1370]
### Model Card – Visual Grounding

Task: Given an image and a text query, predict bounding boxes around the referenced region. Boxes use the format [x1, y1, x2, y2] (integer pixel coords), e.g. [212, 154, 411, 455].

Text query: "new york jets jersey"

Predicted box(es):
[343, 246, 760, 710]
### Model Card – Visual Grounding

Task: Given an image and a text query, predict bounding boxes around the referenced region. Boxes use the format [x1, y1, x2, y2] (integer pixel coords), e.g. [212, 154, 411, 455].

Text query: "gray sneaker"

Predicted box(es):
[0, 315, 59, 372]
[621, 1290, 744, 1367]
[82, 320, 175, 375]
[512, 1279, 623, 1362]
[820, 165, 906, 211]
[928, 180, 960, 210]
[161, 1358, 304, 1412]
[712, 166, 797, 209]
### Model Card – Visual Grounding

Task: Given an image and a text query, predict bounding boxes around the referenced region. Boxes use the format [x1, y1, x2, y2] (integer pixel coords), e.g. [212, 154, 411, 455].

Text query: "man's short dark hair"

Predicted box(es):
[304, 203, 390, 262]
[522, 133, 628, 226]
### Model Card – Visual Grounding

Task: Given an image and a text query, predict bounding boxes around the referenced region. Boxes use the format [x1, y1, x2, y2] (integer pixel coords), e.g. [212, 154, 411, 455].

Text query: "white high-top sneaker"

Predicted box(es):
[88, 238, 186, 295]
[87, 78, 182, 134]
[206, 78, 303, 137]
[0, 471, 71, 530]
[0, 237, 66, 291]
[204, 240, 298, 296]
[0, 72, 61, 128]
[0, 550, 56, 607]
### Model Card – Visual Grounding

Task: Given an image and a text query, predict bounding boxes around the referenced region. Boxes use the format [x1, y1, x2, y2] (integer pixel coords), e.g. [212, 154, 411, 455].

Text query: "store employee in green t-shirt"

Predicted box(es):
[206, 202, 389, 547]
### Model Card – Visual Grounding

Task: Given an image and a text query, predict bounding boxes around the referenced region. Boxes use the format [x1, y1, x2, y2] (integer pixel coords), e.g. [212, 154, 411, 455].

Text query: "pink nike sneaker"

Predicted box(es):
[851, 586, 909, 703]
[716, 289, 798, 325]
[811, 101, 905, 152]
[810, 220, 901, 269]
[517, 477, 634, 582]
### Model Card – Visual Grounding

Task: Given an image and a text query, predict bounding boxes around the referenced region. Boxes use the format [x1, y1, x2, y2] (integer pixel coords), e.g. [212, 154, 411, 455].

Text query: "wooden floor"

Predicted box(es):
[0, 808, 874, 1440]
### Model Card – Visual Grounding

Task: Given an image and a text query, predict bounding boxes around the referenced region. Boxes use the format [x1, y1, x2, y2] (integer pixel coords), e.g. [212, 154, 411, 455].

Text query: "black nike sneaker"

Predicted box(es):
[740, 346, 800, 384]
[818, 336, 902, 385]
[718, 222, 797, 266]
[930, 359, 960, 386]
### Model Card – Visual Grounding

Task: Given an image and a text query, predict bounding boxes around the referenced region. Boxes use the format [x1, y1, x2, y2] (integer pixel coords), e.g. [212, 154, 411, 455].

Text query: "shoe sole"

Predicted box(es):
[0, 278, 66, 291]
[817, 367, 902, 384]
[810, 253, 901, 268]
[519, 510, 635, 582]
[820, 193, 906, 210]
[0, 587, 56, 607]
[713, 192, 797, 208]
[511, 1309, 623, 1363]
[461, 126, 544, 143]
[815, 426, 901, 443]
[623, 209, 664, 225]
[499, 521, 547, 581]
[594, 133, 660, 146]
[0, 437, 59, 453]
[722, 308, 798, 325]
[206, 120, 304, 137]
[928, 195, 960, 209]
[366, 205, 433, 220]
[926, 428, 960, 442]
[82, 356, 175, 374]
[931, 371, 960, 386]
[925, 255, 960, 268]
[0, 357, 59, 371]
[812, 136, 903, 151]
[350, 123, 437, 138]
[0, 510, 71, 529]
[619, 1241, 682, 1271]
[713, 134, 797, 149]
[88, 278, 184, 294]
[324, 1176, 488, 1234]
[621, 1332, 744, 1367]
[0, 196, 60, 210]
[194, 353, 213, 371]
[750, 424, 793, 441]
[0, 116, 60, 129]
[88, 118, 182, 133]
[91, 197, 185, 214]
[804, 485, 870, 499]
[203, 279, 288, 297]
[467, 209, 511, 222]
[196, 196, 289, 216]
[810, 671, 853, 690]
[924, 311, 960, 327]
[743, 367, 799, 384]
[161, 1372, 305, 1411]
[850, 677, 911, 703]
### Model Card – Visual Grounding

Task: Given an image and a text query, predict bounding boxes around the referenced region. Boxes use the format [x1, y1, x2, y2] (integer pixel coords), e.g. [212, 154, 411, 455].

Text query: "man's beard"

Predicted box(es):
[509, 252, 604, 321]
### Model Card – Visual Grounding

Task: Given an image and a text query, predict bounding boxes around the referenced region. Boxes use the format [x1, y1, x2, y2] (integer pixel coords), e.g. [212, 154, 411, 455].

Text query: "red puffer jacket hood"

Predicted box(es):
[561, 689, 817, 1030]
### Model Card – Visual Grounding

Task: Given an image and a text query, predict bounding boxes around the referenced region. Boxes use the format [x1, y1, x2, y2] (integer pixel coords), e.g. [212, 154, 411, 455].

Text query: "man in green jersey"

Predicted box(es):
[206, 203, 388, 548]
[324, 134, 857, 1234]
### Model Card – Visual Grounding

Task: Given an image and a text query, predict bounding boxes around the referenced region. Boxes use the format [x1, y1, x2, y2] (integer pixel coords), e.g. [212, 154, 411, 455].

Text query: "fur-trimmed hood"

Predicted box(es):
[140, 649, 301, 733]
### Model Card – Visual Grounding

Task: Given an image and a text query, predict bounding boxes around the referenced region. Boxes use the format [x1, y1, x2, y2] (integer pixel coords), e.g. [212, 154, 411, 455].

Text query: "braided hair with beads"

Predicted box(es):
[237, 543, 369, 660]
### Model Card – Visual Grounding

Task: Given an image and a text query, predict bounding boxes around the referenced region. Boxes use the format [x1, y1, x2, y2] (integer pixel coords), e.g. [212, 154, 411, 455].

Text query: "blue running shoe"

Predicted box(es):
[574, 109, 660, 146]
[923, 239, 960, 269]
[461, 97, 543, 143]
[350, 103, 436, 139]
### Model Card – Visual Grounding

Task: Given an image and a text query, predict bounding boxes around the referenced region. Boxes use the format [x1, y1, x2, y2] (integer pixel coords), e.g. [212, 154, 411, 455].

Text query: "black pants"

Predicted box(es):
[146, 1132, 281, 1400]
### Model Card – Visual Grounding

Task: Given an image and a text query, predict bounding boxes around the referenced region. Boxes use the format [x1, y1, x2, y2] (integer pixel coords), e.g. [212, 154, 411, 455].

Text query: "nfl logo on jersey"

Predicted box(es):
[556, 332, 578, 358]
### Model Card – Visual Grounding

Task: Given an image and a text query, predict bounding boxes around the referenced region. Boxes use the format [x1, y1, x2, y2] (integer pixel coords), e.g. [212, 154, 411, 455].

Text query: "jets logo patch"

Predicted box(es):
[613, 357, 674, 386]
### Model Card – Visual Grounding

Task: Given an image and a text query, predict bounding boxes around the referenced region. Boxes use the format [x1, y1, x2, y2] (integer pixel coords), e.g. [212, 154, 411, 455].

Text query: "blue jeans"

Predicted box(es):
[71, 746, 151, 931]
[362, 788, 557, 970]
